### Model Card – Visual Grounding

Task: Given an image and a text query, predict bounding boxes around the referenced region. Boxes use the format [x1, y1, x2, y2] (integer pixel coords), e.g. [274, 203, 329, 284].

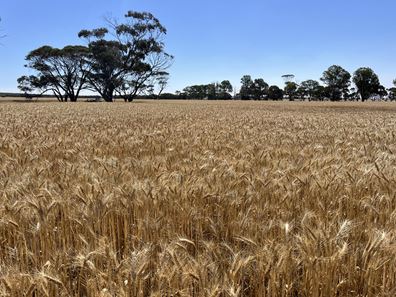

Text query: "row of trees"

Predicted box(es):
[18, 12, 173, 102]
[161, 66, 395, 101]
[237, 66, 390, 101]
[181, 81, 233, 99]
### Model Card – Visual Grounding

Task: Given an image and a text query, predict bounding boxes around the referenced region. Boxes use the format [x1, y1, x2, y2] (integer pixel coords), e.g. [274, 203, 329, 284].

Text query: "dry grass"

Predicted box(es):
[0, 100, 396, 296]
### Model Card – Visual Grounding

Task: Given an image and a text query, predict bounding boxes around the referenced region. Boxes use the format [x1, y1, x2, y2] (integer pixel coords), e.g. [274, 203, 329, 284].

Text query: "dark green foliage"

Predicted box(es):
[314, 85, 329, 101]
[321, 65, 351, 101]
[20, 45, 90, 101]
[218, 80, 233, 99]
[158, 93, 183, 99]
[17, 76, 36, 94]
[299, 80, 320, 100]
[79, 11, 173, 102]
[352, 67, 380, 101]
[268, 85, 283, 100]
[284, 82, 298, 101]
[252, 79, 269, 100]
[240, 75, 254, 100]
[183, 85, 210, 99]
[240, 75, 268, 100]
[183, 81, 233, 100]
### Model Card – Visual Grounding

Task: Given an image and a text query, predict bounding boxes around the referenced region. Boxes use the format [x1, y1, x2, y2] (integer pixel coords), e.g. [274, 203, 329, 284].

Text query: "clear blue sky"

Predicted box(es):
[1, 0, 396, 93]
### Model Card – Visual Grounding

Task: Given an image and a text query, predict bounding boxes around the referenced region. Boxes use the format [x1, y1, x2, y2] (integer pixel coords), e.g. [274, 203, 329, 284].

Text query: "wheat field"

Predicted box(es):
[0, 100, 396, 296]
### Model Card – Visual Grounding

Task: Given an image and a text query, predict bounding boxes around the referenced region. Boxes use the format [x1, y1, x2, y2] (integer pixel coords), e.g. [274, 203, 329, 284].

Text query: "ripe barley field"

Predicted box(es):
[0, 100, 396, 297]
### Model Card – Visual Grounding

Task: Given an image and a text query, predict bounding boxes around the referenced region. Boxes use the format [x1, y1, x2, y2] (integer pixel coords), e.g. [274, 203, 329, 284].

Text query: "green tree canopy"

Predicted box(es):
[19, 45, 90, 101]
[219, 80, 233, 93]
[352, 67, 381, 101]
[240, 76, 268, 100]
[284, 82, 298, 101]
[79, 11, 173, 102]
[240, 75, 253, 100]
[268, 85, 283, 100]
[182, 81, 233, 100]
[217, 80, 233, 99]
[320, 65, 351, 101]
[299, 80, 320, 100]
[252, 79, 269, 100]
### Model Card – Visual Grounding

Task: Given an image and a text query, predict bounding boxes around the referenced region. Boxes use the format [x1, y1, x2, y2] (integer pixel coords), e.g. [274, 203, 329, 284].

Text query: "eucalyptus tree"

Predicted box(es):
[284, 82, 298, 101]
[79, 11, 173, 102]
[18, 45, 90, 101]
[282, 74, 295, 83]
[240, 75, 254, 100]
[156, 75, 169, 98]
[299, 80, 320, 100]
[352, 67, 380, 101]
[252, 79, 269, 100]
[240, 76, 268, 100]
[220, 80, 233, 92]
[268, 85, 283, 100]
[321, 65, 351, 101]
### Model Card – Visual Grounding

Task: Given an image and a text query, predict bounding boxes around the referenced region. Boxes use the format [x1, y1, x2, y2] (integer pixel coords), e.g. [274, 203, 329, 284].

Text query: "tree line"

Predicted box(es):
[166, 66, 395, 101]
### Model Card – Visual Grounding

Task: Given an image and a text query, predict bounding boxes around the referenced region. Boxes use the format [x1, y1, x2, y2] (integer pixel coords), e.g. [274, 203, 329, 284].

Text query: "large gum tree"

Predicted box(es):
[352, 67, 380, 101]
[79, 11, 173, 102]
[18, 45, 90, 102]
[321, 65, 351, 101]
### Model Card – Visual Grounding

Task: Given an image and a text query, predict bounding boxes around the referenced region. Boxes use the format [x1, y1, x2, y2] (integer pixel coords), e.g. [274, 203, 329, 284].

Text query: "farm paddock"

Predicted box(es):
[0, 101, 396, 296]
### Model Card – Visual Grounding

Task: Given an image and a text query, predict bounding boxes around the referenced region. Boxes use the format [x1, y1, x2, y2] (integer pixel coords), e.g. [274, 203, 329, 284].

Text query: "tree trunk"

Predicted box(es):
[103, 88, 114, 102]
[69, 94, 77, 102]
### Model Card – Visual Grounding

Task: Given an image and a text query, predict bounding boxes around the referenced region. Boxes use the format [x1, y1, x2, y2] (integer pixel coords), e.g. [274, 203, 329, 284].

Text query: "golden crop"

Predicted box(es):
[0, 100, 396, 296]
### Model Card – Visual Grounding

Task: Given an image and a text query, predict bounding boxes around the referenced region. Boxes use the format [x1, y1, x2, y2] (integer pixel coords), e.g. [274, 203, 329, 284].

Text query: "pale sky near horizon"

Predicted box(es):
[1, 0, 396, 93]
